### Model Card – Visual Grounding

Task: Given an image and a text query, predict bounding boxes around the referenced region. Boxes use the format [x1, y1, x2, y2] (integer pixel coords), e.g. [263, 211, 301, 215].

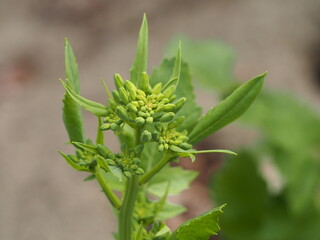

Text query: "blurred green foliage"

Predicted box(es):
[167, 37, 320, 240]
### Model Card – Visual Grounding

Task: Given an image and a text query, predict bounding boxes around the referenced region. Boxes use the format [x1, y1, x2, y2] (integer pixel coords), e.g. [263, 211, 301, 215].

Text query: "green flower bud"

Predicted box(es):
[112, 90, 121, 104]
[135, 117, 145, 126]
[179, 142, 192, 150]
[152, 131, 159, 140]
[163, 104, 176, 112]
[156, 93, 164, 101]
[173, 97, 186, 112]
[110, 123, 120, 131]
[138, 100, 144, 106]
[108, 98, 117, 110]
[164, 143, 169, 150]
[135, 168, 145, 175]
[140, 72, 151, 93]
[106, 159, 117, 166]
[163, 85, 175, 99]
[141, 130, 152, 142]
[159, 112, 175, 122]
[146, 117, 153, 124]
[97, 144, 112, 158]
[100, 123, 111, 130]
[158, 144, 164, 151]
[138, 111, 149, 118]
[152, 83, 162, 94]
[116, 106, 130, 121]
[124, 171, 132, 178]
[178, 135, 189, 141]
[68, 154, 79, 163]
[127, 103, 138, 113]
[154, 122, 162, 131]
[118, 87, 129, 104]
[130, 164, 138, 170]
[136, 89, 146, 97]
[132, 157, 141, 165]
[125, 80, 137, 92]
[114, 73, 124, 90]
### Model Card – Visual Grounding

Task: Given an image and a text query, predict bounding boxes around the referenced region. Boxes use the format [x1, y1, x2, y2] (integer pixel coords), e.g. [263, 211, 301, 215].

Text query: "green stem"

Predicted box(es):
[96, 168, 121, 209]
[139, 154, 172, 185]
[119, 175, 139, 240]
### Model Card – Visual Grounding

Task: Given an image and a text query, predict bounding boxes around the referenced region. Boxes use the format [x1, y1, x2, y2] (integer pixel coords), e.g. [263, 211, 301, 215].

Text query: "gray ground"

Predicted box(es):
[1, 0, 320, 239]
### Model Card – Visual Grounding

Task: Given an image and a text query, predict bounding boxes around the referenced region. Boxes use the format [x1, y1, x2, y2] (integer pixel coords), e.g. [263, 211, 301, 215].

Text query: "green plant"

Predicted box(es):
[169, 37, 320, 240]
[58, 15, 266, 240]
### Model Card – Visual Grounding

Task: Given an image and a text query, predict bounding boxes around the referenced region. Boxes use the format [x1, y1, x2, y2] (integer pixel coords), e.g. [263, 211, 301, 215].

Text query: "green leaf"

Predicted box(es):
[147, 166, 198, 197]
[188, 72, 266, 144]
[170, 146, 236, 163]
[130, 14, 148, 87]
[169, 204, 226, 240]
[162, 43, 181, 91]
[61, 80, 108, 116]
[83, 174, 96, 181]
[62, 39, 86, 144]
[109, 165, 124, 182]
[151, 59, 201, 132]
[72, 142, 98, 154]
[156, 202, 186, 221]
[58, 150, 88, 171]
[166, 37, 236, 91]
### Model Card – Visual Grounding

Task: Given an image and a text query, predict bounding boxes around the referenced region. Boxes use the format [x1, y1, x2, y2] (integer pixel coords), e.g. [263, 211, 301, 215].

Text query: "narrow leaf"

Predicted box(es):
[169, 204, 226, 240]
[162, 43, 181, 91]
[58, 150, 88, 171]
[83, 174, 96, 181]
[130, 14, 148, 87]
[72, 142, 98, 154]
[61, 80, 108, 116]
[189, 72, 267, 144]
[62, 39, 86, 144]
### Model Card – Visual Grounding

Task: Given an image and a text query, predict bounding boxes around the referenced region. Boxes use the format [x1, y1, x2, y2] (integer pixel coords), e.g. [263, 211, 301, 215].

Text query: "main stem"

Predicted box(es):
[118, 174, 139, 240]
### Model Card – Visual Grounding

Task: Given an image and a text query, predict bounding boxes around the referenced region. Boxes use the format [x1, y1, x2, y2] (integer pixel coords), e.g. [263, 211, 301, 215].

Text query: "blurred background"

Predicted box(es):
[0, 0, 320, 239]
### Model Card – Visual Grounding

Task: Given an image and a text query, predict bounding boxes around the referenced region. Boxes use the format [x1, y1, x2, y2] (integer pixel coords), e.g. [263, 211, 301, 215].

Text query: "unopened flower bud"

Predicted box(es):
[97, 144, 112, 158]
[152, 83, 162, 94]
[146, 117, 153, 124]
[68, 154, 79, 163]
[130, 164, 138, 170]
[179, 142, 192, 150]
[100, 123, 111, 130]
[132, 157, 141, 165]
[114, 73, 124, 90]
[127, 103, 138, 113]
[106, 159, 117, 166]
[163, 85, 175, 99]
[163, 104, 176, 112]
[110, 123, 120, 131]
[136, 89, 146, 97]
[140, 72, 151, 93]
[158, 144, 164, 151]
[159, 112, 175, 122]
[124, 171, 132, 178]
[135, 168, 145, 175]
[116, 106, 130, 121]
[141, 130, 152, 142]
[152, 131, 159, 140]
[134, 117, 144, 126]
[112, 90, 121, 104]
[154, 122, 162, 131]
[118, 87, 129, 104]
[108, 98, 117, 110]
[173, 97, 186, 112]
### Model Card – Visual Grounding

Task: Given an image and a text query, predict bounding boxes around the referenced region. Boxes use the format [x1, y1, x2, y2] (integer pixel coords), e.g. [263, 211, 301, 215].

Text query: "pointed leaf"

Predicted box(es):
[189, 72, 266, 144]
[58, 150, 88, 171]
[83, 174, 96, 181]
[169, 204, 226, 240]
[130, 14, 148, 87]
[96, 117, 104, 145]
[72, 142, 98, 154]
[162, 43, 181, 91]
[62, 39, 86, 144]
[61, 80, 108, 116]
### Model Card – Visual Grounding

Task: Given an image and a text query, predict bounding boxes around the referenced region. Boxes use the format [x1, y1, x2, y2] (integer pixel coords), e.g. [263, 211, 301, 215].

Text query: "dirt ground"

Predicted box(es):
[1, 0, 320, 239]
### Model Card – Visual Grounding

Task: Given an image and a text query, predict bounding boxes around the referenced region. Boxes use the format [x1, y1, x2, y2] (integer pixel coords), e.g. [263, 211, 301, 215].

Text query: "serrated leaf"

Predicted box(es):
[147, 166, 198, 197]
[62, 39, 86, 144]
[151, 59, 201, 132]
[156, 202, 186, 221]
[169, 204, 226, 240]
[61, 80, 108, 116]
[58, 150, 88, 171]
[188, 72, 266, 144]
[130, 14, 148, 87]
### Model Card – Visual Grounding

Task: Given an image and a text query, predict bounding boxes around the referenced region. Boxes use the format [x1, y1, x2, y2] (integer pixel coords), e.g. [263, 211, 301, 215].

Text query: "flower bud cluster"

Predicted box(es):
[100, 73, 186, 133]
[107, 152, 144, 178]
